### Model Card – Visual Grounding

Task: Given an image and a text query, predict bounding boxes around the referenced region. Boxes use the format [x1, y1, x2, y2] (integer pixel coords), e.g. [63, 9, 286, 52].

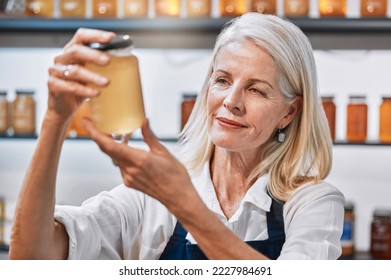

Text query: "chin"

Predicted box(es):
[210, 136, 243, 151]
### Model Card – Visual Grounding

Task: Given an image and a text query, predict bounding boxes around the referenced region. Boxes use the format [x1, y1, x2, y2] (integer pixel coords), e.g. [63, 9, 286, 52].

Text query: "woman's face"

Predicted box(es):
[207, 39, 291, 153]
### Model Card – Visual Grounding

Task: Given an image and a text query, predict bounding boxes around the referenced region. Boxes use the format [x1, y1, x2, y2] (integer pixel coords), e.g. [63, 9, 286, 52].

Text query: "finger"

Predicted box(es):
[55, 44, 111, 67]
[65, 28, 115, 49]
[141, 119, 167, 154]
[49, 64, 109, 88]
[48, 76, 100, 99]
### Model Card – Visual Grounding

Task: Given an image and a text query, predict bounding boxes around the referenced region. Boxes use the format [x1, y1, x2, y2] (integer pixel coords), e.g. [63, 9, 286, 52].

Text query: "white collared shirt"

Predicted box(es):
[55, 163, 344, 260]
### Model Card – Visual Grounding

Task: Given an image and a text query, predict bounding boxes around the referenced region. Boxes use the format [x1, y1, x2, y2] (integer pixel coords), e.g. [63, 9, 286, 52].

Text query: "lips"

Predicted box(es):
[216, 117, 247, 128]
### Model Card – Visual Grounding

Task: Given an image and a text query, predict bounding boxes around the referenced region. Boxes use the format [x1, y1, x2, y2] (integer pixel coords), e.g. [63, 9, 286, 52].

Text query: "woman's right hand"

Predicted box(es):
[46, 28, 115, 124]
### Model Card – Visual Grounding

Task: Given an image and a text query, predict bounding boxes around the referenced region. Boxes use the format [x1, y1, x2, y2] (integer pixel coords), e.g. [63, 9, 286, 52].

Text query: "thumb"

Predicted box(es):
[141, 118, 166, 153]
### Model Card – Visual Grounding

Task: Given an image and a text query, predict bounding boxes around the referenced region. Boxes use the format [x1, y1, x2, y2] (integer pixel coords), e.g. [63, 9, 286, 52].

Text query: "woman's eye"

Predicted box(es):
[250, 88, 267, 96]
[216, 77, 228, 85]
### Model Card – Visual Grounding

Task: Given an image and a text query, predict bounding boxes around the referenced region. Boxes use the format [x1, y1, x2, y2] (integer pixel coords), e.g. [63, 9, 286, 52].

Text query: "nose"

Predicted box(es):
[223, 84, 245, 115]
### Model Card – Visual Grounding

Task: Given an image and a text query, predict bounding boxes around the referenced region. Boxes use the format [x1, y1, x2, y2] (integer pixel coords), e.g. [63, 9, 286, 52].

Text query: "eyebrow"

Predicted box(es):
[214, 69, 274, 90]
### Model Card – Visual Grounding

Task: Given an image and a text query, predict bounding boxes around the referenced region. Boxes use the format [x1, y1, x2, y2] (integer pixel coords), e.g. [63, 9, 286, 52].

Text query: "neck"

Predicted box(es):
[210, 147, 260, 219]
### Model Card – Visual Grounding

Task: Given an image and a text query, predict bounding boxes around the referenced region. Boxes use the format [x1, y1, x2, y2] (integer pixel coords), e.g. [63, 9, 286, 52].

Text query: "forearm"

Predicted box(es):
[172, 190, 269, 260]
[10, 113, 69, 259]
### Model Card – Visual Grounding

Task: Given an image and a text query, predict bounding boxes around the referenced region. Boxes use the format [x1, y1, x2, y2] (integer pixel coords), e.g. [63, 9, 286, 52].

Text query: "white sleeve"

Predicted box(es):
[278, 182, 345, 260]
[54, 184, 145, 260]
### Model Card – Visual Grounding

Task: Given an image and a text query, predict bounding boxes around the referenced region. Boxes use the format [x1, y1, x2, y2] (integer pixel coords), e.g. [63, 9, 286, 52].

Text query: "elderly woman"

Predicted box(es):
[10, 13, 344, 260]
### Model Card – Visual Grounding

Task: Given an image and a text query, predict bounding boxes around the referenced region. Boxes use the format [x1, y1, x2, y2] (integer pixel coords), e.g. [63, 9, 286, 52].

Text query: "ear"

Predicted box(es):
[278, 96, 303, 129]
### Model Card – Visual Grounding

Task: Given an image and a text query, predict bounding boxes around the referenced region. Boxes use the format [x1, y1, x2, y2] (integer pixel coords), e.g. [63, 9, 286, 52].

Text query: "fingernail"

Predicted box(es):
[98, 76, 109, 85]
[99, 55, 109, 63]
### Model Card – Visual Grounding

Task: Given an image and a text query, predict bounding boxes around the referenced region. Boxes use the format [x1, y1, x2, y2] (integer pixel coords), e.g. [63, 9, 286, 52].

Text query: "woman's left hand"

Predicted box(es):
[82, 118, 194, 210]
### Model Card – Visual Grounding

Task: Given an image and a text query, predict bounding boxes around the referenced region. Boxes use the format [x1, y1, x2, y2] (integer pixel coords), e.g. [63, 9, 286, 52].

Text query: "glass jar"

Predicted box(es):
[187, 0, 211, 17]
[346, 95, 367, 143]
[284, 0, 309, 17]
[70, 101, 92, 138]
[251, 0, 277, 15]
[0, 197, 4, 245]
[124, 0, 148, 17]
[361, 0, 387, 17]
[319, 0, 346, 17]
[13, 90, 36, 136]
[341, 202, 355, 257]
[87, 35, 145, 137]
[379, 97, 391, 143]
[370, 209, 391, 260]
[92, 0, 117, 18]
[0, 90, 8, 135]
[60, 0, 86, 18]
[25, 0, 54, 17]
[181, 93, 197, 131]
[321, 96, 336, 141]
[220, 0, 247, 16]
[155, 0, 181, 17]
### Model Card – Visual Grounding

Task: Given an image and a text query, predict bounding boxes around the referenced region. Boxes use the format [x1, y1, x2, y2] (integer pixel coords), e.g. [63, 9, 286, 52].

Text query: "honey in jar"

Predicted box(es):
[251, 0, 277, 15]
[92, 0, 117, 18]
[361, 0, 387, 17]
[346, 95, 367, 143]
[70, 101, 92, 137]
[124, 0, 148, 17]
[25, 0, 54, 17]
[155, 0, 181, 17]
[187, 0, 211, 17]
[13, 90, 36, 136]
[284, 0, 310, 17]
[0, 90, 8, 135]
[321, 96, 336, 141]
[181, 93, 197, 131]
[379, 97, 391, 143]
[319, 0, 346, 17]
[220, 0, 247, 16]
[341, 202, 355, 257]
[87, 35, 145, 137]
[60, 0, 86, 18]
[370, 209, 391, 260]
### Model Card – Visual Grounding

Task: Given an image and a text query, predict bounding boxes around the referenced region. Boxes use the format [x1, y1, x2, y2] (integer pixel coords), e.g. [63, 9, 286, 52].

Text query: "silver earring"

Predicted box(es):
[277, 129, 286, 143]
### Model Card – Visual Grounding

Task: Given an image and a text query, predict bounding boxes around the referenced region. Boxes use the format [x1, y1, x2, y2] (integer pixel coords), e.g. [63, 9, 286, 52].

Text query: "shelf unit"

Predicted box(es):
[2, 17, 391, 49]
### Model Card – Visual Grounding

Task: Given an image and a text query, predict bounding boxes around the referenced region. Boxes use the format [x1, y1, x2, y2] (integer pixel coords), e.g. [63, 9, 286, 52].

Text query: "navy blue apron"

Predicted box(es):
[159, 196, 285, 260]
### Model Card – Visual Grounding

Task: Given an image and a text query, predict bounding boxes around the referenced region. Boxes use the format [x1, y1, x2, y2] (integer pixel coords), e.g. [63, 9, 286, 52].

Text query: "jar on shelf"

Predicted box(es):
[284, 0, 310, 17]
[13, 90, 36, 136]
[220, 0, 247, 16]
[187, 0, 211, 17]
[251, 0, 277, 15]
[155, 0, 181, 17]
[60, 0, 86, 18]
[379, 96, 391, 143]
[321, 96, 336, 141]
[319, 0, 346, 17]
[370, 209, 391, 260]
[341, 202, 355, 257]
[0, 197, 4, 245]
[181, 93, 197, 131]
[0, 90, 8, 135]
[124, 0, 148, 17]
[92, 0, 117, 18]
[346, 95, 367, 143]
[361, 0, 387, 17]
[25, 0, 54, 17]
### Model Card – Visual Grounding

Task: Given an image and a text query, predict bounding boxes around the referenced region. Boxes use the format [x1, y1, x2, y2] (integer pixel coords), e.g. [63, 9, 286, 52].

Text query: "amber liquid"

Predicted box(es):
[220, 0, 247, 16]
[379, 98, 391, 143]
[181, 97, 196, 130]
[60, 0, 86, 17]
[251, 0, 277, 15]
[322, 98, 336, 141]
[155, 0, 181, 16]
[25, 0, 54, 17]
[361, 0, 388, 17]
[68, 101, 92, 137]
[187, 0, 211, 17]
[87, 55, 145, 136]
[92, 0, 117, 17]
[347, 102, 367, 142]
[284, 0, 309, 17]
[124, 0, 148, 17]
[319, 0, 346, 17]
